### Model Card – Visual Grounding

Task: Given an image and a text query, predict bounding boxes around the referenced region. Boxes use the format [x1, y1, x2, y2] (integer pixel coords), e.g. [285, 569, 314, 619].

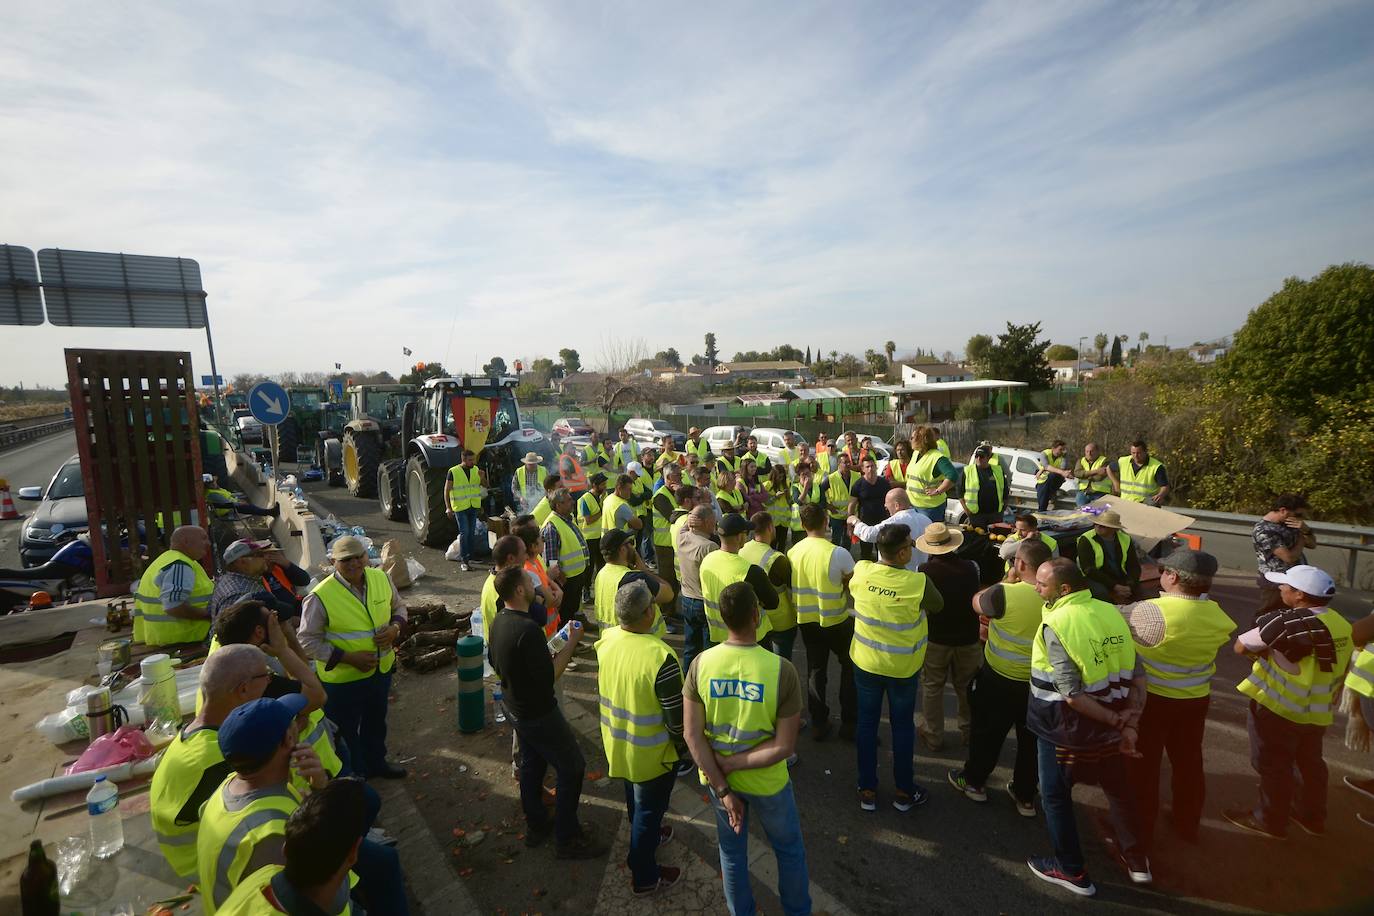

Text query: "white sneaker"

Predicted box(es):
[367, 827, 398, 847]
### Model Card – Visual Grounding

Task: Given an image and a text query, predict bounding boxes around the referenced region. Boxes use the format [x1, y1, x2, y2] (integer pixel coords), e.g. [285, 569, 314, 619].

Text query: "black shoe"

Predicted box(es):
[369, 763, 408, 780]
[524, 821, 553, 848]
[1223, 808, 1285, 840]
[556, 827, 609, 860]
[268, 503, 282, 518]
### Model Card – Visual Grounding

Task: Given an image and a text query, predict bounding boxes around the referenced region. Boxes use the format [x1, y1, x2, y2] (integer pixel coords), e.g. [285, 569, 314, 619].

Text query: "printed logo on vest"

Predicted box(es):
[709, 678, 766, 702]
[1091, 634, 1125, 666]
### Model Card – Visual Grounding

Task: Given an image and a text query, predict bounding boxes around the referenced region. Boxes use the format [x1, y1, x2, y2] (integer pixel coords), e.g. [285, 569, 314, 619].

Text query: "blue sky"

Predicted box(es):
[3, 0, 1372, 386]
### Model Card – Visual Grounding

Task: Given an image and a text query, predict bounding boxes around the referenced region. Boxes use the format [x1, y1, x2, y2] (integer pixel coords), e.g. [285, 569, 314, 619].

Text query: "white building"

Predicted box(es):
[900, 362, 974, 385]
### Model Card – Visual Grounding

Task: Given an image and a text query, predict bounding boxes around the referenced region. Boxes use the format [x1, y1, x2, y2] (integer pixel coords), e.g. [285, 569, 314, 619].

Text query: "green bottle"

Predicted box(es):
[20, 839, 59, 916]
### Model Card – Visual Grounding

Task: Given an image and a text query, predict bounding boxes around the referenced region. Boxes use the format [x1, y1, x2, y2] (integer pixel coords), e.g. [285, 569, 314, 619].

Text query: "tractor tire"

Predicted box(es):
[406, 455, 456, 548]
[344, 430, 382, 498]
[379, 459, 407, 521]
[323, 437, 344, 487]
[277, 416, 301, 465]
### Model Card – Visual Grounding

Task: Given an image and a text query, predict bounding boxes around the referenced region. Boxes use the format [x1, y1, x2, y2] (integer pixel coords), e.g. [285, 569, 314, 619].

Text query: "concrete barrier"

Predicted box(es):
[225, 448, 330, 574]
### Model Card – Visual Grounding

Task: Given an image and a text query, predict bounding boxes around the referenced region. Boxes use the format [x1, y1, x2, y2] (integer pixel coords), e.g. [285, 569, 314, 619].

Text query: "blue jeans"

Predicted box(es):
[829, 517, 847, 548]
[854, 667, 918, 793]
[1037, 738, 1141, 873]
[1075, 489, 1104, 507]
[323, 670, 393, 776]
[711, 782, 811, 916]
[624, 770, 676, 888]
[354, 836, 409, 915]
[1035, 480, 1062, 512]
[681, 596, 709, 675]
[915, 502, 946, 524]
[455, 507, 479, 561]
[762, 626, 797, 662]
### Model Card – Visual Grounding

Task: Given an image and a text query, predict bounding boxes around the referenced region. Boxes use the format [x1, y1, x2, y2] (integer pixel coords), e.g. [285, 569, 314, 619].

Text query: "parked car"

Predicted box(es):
[701, 425, 751, 453]
[551, 417, 593, 442]
[980, 445, 1044, 501]
[623, 417, 687, 450]
[748, 427, 809, 463]
[17, 455, 89, 567]
[236, 414, 264, 444]
[231, 407, 253, 422]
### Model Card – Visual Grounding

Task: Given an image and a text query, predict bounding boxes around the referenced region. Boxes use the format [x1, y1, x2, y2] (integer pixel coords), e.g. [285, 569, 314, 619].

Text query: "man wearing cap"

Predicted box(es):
[685, 426, 711, 468]
[595, 581, 687, 896]
[610, 427, 640, 472]
[298, 535, 408, 780]
[960, 446, 1009, 530]
[1076, 510, 1142, 603]
[444, 448, 488, 572]
[1115, 440, 1169, 505]
[1118, 549, 1235, 846]
[512, 452, 547, 515]
[134, 524, 215, 647]
[700, 514, 779, 645]
[790, 503, 858, 740]
[593, 529, 673, 634]
[209, 539, 302, 622]
[1225, 564, 1353, 840]
[196, 695, 408, 914]
[916, 522, 982, 751]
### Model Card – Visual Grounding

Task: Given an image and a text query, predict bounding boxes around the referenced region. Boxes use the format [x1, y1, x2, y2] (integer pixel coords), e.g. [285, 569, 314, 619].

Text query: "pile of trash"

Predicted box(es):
[397, 601, 471, 673]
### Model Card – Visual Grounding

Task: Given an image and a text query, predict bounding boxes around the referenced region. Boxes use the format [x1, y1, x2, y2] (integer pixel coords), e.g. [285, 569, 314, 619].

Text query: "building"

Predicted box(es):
[900, 363, 974, 385]
[1049, 359, 1096, 383]
[865, 379, 1029, 422]
[1186, 345, 1227, 364]
[720, 360, 814, 385]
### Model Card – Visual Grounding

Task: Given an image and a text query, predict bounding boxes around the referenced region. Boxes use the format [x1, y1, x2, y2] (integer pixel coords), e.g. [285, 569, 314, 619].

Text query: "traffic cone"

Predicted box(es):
[0, 479, 19, 520]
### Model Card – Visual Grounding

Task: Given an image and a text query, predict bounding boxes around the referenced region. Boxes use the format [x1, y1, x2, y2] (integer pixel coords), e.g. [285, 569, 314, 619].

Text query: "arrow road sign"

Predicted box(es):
[248, 380, 289, 426]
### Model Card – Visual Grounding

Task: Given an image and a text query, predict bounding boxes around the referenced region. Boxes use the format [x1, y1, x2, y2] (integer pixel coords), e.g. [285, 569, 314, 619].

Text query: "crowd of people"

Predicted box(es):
[123, 420, 1371, 914]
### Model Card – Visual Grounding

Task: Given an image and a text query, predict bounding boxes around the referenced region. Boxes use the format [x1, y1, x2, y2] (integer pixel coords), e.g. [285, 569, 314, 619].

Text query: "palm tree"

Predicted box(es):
[1138, 331, 1150, 352]
[1094, 333, 1108, 364]
[884, 340, 896, 367]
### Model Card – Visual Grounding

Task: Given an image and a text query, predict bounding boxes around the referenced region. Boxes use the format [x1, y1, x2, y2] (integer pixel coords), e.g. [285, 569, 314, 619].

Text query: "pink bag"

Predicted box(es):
[64, 725, 158, 775]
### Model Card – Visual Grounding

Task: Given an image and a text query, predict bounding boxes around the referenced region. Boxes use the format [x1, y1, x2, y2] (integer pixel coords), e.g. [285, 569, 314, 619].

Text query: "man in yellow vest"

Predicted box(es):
[715, 440, 741, 489]
[1034, 439, 1072, 511]
[443, 449, 488, 572]
[1073, 442, 1113, 506]
[602, 474, 643, 536]
[577, 472, 608, 581]
[743, 512, 798, 662]
[959, 445, 1008, 530]
[700, 513, 780, 645]
[1115, 440, 1169, 505]
[611, 427, 640, 471]
[1025, 559, 1150, 896]
[511, 452, 547, 515]
[1341, 613, 1374, 826]
[1225, 564, 1353, 839]
[1116, 548, 1235, 846]
[593, 529, 673, 633]
[530, 473, 562, 528]
[650, 464, 684, 604]
[625, 461, 655, 564]
[812, 432, 835, 476]
[682, 582, 809, 916]
[684, 426, 711, 467]
[742, 434, 771, 474]
[595, 581, 687, 895]
[826, 451, 859, 547]
[541, 487, 591, 625]
[789, 503, 857, 740]
[297, 536, 408, 780]
[949, 539, 1052, 815]
[1076, 510, 1141, 603]
[928, 425, 952, 460]
[583, 430, 611, 473]
[134, 525, 214, 646]
[851, 525, 944, 813]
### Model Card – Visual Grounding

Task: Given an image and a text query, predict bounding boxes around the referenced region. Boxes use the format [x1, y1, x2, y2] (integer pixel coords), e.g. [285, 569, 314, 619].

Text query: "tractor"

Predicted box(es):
[377, 375, 556, 547]
[329, 384, 421, 497]
[274, 387, 328, 464]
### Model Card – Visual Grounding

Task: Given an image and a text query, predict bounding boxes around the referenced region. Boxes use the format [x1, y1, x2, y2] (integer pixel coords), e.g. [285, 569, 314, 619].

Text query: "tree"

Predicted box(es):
[884, 340, 896, 367]
[1046, 344, 1079, 362]
[837, 353, 863, 378]
[864, 349, 888, 376]
[558, 348, 581, 376]
[482, 356, 508, 376]
[964, 334, 994, 374]
[983, 322, 1055, 389]
[399, 361, 449, 385]
[772, 344, 805, 363]
[528, 358, 557, 386]
[1094, 333, 1109, 363]
[1109, 336, 1123, 367]
[704, 332, 719, 369]
[596, 336, 651, 375]
[1137, 331, 1150, 353]
[653, 348, 682, 369]
[805, 346, 812, 366]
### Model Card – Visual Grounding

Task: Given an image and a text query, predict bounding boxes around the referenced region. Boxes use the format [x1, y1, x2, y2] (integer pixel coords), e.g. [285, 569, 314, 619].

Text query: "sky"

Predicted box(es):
[2, 0, 1372, 388]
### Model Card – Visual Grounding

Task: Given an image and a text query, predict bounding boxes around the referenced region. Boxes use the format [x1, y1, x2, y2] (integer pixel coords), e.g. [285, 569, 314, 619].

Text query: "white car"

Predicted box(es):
[236, 414, 264, 444]
[747, 427, 809, 464]
[980, 446, 1045, 501]
[623, 417, 687, 450]
[701, 425, 750, 453]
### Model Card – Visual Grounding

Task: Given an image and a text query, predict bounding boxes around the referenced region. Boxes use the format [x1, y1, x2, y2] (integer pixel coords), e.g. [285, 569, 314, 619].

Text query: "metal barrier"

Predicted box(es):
[0, 418, 75, 452]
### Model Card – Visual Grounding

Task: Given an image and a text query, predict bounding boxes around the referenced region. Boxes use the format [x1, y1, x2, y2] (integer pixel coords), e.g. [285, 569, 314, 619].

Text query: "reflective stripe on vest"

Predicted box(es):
[1076, 455, 1111, 493]
[595, 630, 678, 782]
[983, 581, 1043, 682]
[1027, 590, 1136, 749]
[1134, 595, 1235, 699]
[1346, 647, 1374, 700]
[1117, 456, 1162, 503]
[150, 726, 224, 876]
[906, 450, 946, 508]
[547, 512, 588, 578]
[594, 564, 666, 637]
[448, 464, 482, 510]
[962, 462, 1005, 515]
[827, 471, 856, 520]
[788, 536, 847, 626]
[740, 540, 796, 632]
[763, 480, 791, 528]
[696, 643, 787, 795]
[848, 561, 928, 679]
[701, 550, 772, 644]
[198, 784, 300, 914]
[310, 568, 395, 683]
[1238, 609, 1353, 725]
[134, 549, 213, 646]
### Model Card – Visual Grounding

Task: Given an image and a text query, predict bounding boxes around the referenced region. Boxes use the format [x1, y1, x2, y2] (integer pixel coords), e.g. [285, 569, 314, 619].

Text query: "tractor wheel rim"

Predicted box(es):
[344, 440, 359, 483]
[408, 468, 427, 528]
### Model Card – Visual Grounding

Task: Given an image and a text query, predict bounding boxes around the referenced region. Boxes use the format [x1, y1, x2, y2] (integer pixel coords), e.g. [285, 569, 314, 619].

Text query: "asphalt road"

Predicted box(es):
[0, 430, 78, 568]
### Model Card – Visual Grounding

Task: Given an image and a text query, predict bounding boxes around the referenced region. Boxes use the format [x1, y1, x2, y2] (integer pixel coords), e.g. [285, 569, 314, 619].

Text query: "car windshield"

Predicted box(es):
[290, 390, 323, 410]
[365, 390, 415, 419]
[48, 462, 85, 499]
[648, 420, 675, 432]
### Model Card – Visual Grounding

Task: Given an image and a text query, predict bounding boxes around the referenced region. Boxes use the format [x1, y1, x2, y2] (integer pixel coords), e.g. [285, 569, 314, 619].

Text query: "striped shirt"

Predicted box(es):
[157, 559, 199, 611]
[1255, 606, 1338, 671]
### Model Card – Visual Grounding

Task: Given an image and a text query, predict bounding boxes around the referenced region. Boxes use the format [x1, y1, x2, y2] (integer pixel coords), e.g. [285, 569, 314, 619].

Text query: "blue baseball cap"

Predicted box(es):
[218, 694, 309, 761]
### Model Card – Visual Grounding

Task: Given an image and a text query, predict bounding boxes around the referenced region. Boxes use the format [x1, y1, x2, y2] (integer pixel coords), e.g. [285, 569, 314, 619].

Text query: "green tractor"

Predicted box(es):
[333, 384, 421, 497]
[275, 387, 328, 465]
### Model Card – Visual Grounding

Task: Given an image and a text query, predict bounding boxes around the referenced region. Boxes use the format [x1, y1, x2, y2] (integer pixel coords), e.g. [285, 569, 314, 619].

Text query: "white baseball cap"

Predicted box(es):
[1264, 564, 1336, 598]
[626, 461, 644, 476]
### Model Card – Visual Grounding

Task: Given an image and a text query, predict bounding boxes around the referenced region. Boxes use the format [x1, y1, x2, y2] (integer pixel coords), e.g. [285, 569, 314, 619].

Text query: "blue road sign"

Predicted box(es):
[248, 380, 289, 426]
[201, 375, 224, 386]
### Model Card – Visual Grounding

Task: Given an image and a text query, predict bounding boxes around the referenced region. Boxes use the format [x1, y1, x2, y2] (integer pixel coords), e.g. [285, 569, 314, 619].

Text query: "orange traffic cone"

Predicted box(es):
[0, 479, 19, 520]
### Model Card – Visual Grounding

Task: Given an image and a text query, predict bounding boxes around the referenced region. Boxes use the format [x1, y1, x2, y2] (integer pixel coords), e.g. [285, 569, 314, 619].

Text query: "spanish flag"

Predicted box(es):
[451, 396, 499, 454]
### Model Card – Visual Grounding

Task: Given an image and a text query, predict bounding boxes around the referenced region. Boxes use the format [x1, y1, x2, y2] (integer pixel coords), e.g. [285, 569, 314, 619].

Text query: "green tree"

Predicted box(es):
[653, 348, 682, 368]
[704, 332, 719, 368]
[805, 346, 812, 366]
[482, 356, 508, 376]
[528, 357, 557, 386]
[1109, 336, 1123, 367]
[965, 334, 994, 373]
[837, 353, 863, 378]
[1046, 344, 1079, 362]
[399, 361, 449, 385]
[1093, 333, 1109, 363]
[884, 340, 896, 367]
[558, 348, 581, 376]
[772, 344, 805, 363]
[983, 322, 1055, 389]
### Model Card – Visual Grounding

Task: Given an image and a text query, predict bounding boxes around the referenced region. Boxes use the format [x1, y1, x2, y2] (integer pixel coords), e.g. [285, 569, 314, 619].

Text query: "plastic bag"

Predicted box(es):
[445, 537, 463, 562]
[381, 540, 411, 589]
[406, 558, 426, 583]
[64, 725, 156, 775]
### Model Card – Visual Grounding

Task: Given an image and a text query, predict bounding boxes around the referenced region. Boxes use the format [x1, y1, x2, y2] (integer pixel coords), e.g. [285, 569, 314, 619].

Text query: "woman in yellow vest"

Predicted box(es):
[715, 469, 745, 516]
[904, 426, 957, 524]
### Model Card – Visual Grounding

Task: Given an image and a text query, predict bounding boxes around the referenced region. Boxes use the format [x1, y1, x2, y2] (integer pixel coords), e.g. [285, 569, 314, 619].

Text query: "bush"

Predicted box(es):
[954, 398, 989, 422]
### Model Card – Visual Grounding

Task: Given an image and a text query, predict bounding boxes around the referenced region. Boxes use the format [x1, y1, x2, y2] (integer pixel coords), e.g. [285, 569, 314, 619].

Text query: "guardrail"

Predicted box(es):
[0, 418, 75, 452]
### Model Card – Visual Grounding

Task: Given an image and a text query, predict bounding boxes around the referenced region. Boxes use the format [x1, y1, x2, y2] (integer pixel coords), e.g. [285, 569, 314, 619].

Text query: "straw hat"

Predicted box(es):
[522, 452, 543, 463]
[915, 522, 963, 555]
[1093, 510, 1125, 530]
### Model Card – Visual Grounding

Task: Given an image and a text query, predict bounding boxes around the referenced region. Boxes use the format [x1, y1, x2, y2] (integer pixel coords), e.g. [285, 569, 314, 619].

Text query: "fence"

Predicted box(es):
[0, 417, 75, 452]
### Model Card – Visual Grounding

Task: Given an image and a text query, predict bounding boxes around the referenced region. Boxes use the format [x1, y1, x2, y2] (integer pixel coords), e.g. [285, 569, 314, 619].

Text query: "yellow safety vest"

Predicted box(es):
[577, 490, 603, 540]
[514, 465, 546, 494]
[813, 450, 834, 476]
[197, 781, 302, 915]
[740, 540, 796, 633]
[849, 561, 928, 679]
[715, 455, 740, 488]
[310, 568, 395, 683]
[1076, 455, 1112, 493]
[889, 458, 908, 485]
[827, 471, 857, 520]
[1079, 528, 1131, 577]
[1347, 647, 1374, 700]
[763, 480, 791, 529]
[1117, 456, 1163, 503]
[1134, 595, 1236, 699]
[1238, 609, 1353, 726]
[983, 581, 1044, 682]
[789, 479, 825, 533]
[716, 487, 744, 514]
[447, 464, 482, 511]
[788, 536, 847, 627]
[150, 725, 224, 876]
[1034, 449, 1068, 484]
[584, 442, 611, 469]
[611, 440, 640, 470]
[695, 643, 789, 795]
[594, 562, 665, 637]
[651, 488, 679, 548]
[216, 866, 360, 915]
[1027, 590, 1136, 749]
[700, 550, 773, 643]
[547, 512, 588, 578]
[532, 496, 553, 527]
[595, 630, 678, 782]
[1003, 530, 1058, 573]
[936, 438, 951, 459]
[205, 486, 237, 519]
[602, 492, 633, 533]
[906, 450, 946, 509]
[686, 439, 711, 464]
[962, 463, 1006, 515]
[630, 476, 652, 519]
[134, 549, 213, 645]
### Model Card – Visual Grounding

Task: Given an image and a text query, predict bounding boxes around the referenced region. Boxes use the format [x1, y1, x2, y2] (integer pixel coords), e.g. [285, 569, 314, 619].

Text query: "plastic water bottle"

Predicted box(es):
[294, 486, 306, 502]
[492, 685, 507, 723]
[470, 609, 494, 677]
[86, 776, 123, 858]
[547, 620, 583, 655]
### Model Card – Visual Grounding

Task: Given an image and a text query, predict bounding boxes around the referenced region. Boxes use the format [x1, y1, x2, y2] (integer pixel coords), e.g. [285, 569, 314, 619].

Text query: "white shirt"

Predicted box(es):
[852, 508, 931, 572]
